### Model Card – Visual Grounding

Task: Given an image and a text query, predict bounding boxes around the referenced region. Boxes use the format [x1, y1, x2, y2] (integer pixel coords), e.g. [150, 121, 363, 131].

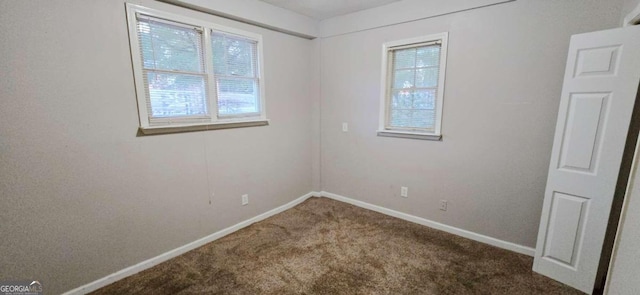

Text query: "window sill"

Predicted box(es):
[138, 120, 269, 136]
[377, 130, 442, 141]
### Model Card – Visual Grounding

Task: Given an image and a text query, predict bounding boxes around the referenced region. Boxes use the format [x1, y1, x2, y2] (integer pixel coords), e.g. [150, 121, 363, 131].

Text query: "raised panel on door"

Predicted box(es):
[574, 46, 621, 78]
[542, 192, 589, 267]
[558, 92, 609, 174]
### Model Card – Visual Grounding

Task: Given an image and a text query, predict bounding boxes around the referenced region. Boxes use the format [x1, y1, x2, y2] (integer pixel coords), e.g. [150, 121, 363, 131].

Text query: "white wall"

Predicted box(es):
[0, 0, 315, 293]
[319, 0, 624, 248]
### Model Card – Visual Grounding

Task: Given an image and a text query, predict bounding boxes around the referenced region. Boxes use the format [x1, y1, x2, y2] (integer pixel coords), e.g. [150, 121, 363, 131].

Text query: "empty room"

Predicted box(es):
[2, 0, 640, 294]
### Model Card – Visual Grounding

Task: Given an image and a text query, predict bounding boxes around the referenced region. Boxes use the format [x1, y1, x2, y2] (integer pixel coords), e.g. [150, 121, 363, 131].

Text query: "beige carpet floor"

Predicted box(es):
[92, 197, 582, 294]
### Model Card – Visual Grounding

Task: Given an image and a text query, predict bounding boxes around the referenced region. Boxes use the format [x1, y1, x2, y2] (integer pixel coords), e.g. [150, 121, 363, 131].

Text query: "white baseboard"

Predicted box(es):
[63, 191, 320, 295]
[320, 191, 535, 257]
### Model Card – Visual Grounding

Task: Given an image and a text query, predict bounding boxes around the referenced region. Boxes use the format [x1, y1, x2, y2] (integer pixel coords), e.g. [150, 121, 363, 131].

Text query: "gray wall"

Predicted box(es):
[622, 0, 640, 21]
[0, 0, 315, 293]
[607, 144, 640, 294]
[319, 0, 624, 248]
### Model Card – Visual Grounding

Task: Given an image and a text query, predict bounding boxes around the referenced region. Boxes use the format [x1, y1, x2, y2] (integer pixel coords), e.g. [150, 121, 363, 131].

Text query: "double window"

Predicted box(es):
[126, 4, 266, 134]
[379, 33, 448, 140]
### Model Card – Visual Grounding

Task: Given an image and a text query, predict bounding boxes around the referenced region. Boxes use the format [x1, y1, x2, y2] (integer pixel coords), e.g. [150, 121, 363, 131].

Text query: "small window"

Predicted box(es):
[126, 4, 267, 135]
[378, 33, 448, 140]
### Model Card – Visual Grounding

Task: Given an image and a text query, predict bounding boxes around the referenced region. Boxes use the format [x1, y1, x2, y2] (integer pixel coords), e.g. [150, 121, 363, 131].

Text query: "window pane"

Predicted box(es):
[211, 34, 227, 75]
[227, 39, 254, 76]
[391, 90, 413, 109]
[416, 46, 440, 67]
[393, 48, 416, 69]
[217, 78, 259, 116]
[137, 18, 203, 73]
[390, 110, 412, 127]
[413, 90, 436, 110]
[411, 110, 436, 129]
[212, 33, 257, 77]
[393, 70, 415, 89]
[390, 110, 436, 129]
[146, 72, 207, 118]
[212, 32, 261, 117]
[416, 67, 439, 88]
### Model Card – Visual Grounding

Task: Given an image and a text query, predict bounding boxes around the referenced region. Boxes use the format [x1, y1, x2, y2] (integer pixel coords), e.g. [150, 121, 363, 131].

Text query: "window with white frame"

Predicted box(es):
[126, 4, 267, 134]
[379, 33, 448, 140]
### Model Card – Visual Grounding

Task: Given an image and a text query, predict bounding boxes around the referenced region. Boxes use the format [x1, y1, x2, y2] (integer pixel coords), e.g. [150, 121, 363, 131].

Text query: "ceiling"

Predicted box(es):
[258, 0, 402, 20]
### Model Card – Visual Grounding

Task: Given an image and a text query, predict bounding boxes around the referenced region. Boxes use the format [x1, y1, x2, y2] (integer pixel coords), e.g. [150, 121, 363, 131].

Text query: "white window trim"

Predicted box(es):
[378, 32, 448, 141]
[125, 3, 268, 135]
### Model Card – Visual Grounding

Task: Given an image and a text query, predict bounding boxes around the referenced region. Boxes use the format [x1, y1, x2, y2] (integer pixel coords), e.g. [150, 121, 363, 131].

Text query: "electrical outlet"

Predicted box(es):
[342, 122, 348, 132]
[400, 187, 408, 198]
[440, 200, 447, 211]
[242, 194, 249, 206]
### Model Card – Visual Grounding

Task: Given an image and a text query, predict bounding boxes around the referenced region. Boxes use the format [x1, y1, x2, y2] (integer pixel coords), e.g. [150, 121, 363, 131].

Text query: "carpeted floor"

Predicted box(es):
[92, 197, 583, 294]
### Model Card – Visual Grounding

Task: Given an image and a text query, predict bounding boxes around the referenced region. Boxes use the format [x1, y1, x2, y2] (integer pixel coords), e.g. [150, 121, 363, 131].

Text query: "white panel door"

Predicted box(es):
[533, 25, 640, 294]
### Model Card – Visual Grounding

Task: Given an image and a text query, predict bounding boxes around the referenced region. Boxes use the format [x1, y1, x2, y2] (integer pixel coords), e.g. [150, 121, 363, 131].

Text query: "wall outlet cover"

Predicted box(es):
[440, 200, 447, 211]
[242, 194, 249, 206]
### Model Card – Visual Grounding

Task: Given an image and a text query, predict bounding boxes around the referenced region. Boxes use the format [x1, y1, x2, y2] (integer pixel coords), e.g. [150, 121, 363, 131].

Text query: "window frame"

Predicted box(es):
[125, 3, 268, 135]
[378, 32, 448, 141]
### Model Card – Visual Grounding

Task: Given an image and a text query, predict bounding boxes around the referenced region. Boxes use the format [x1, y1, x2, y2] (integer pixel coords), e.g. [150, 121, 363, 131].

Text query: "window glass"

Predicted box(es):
[387, 43, 443, 132]
[212, 33, 260, 116]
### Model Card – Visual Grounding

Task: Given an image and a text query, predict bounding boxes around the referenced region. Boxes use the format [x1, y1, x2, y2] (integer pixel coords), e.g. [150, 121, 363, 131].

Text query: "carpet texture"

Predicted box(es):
[92, 197, 582, 294]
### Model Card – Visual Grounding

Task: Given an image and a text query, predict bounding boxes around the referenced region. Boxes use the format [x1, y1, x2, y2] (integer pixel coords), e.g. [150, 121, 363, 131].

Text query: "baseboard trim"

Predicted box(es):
[62, 191, 320, 295]
[320, 191, 535, 257]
